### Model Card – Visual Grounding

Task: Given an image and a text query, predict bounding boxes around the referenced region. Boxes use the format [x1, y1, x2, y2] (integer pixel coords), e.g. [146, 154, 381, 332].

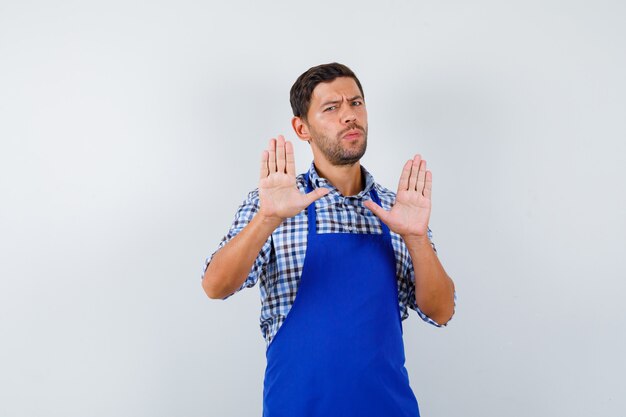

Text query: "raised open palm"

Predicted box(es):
[364, 155, 432, 239]
[258, 135, 329, 222]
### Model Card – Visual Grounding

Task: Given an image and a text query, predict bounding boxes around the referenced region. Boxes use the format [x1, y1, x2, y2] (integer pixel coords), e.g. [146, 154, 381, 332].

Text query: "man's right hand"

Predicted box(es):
[203, 135, 329, 299]
[258, 135, 329, 224]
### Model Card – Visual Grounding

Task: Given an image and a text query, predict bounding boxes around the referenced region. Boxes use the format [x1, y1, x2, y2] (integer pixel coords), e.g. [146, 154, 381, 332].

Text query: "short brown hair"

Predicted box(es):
[290, 62, 364, 121]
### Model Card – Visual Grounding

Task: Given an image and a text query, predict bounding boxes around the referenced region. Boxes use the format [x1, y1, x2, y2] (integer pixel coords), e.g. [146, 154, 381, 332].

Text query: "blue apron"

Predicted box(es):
[262, 172, 420, 417]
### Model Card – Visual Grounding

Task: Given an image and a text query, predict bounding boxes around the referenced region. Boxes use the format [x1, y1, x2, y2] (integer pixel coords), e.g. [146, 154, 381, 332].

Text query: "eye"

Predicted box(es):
[324, 106, 337, 112]
[352, 100, 363, 106]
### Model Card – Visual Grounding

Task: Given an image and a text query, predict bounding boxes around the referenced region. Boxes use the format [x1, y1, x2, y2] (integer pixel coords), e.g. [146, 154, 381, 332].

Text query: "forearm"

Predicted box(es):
[404, 235, 455, 325]
[202, 213, 281, 299]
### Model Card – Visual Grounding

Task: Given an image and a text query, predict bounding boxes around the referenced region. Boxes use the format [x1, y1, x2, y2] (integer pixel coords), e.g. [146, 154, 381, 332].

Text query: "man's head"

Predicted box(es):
[290, 63, 368, 167]
[290, 63, 364, 121]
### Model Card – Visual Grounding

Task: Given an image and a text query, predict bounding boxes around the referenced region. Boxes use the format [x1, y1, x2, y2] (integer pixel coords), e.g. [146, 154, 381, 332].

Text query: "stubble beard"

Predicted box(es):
[310, 124, 368, 166]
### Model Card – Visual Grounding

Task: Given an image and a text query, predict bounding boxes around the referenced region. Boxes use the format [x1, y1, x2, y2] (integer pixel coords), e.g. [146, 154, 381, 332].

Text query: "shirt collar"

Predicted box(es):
[307, 162, 375, 199]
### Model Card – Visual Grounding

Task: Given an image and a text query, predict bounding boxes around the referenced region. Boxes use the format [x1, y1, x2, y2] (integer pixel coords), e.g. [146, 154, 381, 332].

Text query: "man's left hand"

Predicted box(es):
[364, 154, 432, 242]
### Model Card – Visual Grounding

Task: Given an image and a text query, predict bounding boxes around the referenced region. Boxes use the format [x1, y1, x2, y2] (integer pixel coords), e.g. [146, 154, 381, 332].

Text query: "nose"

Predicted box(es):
[341, 108, 357, 124]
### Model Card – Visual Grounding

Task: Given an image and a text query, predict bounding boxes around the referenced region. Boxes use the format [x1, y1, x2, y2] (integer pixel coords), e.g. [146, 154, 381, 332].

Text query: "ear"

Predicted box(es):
[291, 117, 311, 142]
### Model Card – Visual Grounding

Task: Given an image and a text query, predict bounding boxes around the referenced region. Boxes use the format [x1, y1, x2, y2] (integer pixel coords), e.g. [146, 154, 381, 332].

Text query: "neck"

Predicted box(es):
[313, 158, 363, 196]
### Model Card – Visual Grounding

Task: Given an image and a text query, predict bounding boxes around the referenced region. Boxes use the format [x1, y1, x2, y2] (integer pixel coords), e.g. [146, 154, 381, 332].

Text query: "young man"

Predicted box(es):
[202, 63, 455, 417]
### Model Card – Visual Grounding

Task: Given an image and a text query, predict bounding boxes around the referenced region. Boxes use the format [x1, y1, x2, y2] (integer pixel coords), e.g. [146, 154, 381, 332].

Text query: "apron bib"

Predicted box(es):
[262, 172, 420, 417]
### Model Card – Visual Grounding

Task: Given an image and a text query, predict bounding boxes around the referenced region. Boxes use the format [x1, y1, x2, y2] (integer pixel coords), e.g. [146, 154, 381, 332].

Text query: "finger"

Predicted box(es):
[268, 138, 277, 173]
[423, 170, 432, 199]
[363, 200, 390, 224]
[408, 154, 421, 191]
[397, 159, 412, 192]
[416, 159, 427, 194]
[260, 150, 269, 179]
[302, 187, 329, 207]
[276, 135, 286, 173]
[285, 140, 296, 176]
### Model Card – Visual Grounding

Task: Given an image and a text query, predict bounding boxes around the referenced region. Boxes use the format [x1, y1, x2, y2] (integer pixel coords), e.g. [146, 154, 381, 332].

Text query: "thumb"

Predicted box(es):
[302, 187, 330, 207]
[363, 200, 389, 223]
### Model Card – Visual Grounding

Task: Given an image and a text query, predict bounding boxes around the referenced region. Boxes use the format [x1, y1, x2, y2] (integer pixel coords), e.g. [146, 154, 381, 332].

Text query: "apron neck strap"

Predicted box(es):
[303, 171, 391, 237]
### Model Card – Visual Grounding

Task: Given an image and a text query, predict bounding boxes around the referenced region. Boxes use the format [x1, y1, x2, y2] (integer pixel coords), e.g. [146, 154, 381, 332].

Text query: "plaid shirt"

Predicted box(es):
[204, 163, 449, 348]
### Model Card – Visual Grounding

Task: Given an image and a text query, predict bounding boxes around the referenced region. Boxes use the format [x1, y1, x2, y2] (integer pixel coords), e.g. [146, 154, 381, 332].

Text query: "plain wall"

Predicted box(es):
[1, 0, 624, 416]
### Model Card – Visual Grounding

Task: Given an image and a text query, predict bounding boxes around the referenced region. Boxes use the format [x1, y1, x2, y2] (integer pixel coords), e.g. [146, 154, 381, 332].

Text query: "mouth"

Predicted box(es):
[342, 129, 363, 140]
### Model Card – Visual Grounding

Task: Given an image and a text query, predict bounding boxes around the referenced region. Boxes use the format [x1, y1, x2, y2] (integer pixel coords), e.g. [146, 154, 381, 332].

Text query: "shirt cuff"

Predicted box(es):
[415, 290, 457, 327]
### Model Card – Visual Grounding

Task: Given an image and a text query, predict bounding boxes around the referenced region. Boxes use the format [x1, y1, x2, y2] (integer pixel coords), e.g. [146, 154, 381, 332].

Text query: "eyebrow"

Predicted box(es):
[319, 95, 364, 108]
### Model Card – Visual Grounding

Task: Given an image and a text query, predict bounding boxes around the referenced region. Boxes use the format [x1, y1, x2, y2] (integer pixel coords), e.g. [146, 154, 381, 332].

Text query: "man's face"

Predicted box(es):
[304, 77, 368, 166]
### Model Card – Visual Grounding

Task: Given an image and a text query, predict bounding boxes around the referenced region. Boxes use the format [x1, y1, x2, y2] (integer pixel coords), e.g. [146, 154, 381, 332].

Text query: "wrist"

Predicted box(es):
[401, 233, 430, 248]
[255, 210, 284, 229]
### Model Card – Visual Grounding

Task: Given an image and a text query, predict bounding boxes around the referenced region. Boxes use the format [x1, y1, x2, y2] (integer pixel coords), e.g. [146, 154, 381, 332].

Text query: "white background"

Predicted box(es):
[1, 1, 625, 416]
